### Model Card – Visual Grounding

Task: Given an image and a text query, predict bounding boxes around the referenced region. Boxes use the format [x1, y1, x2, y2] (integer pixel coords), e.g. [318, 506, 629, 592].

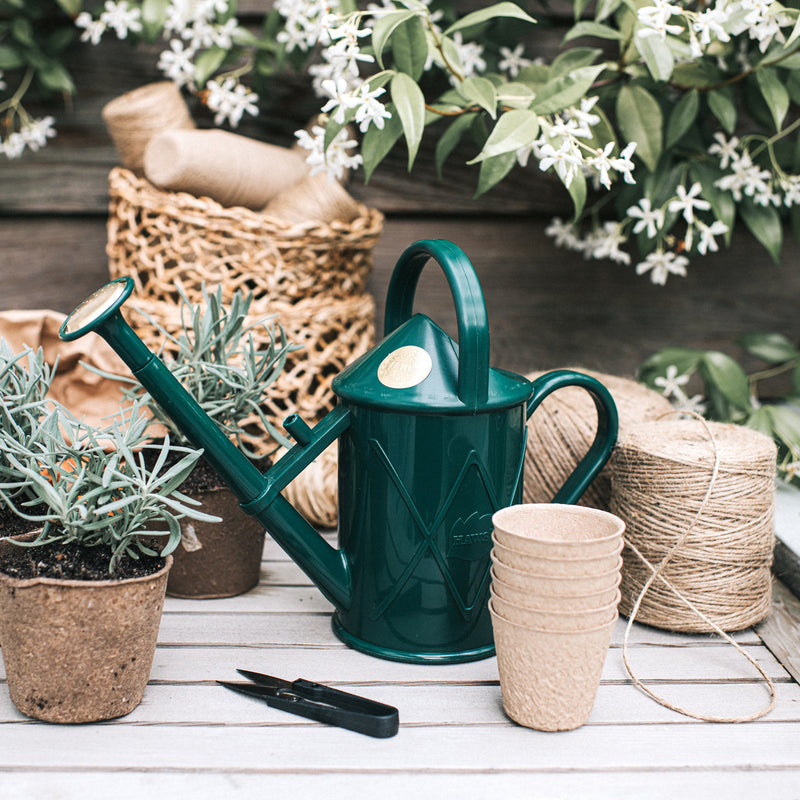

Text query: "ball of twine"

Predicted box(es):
[611, 415, 777, 723]
[524, 369, 672, 509]
[102, 82, 194, 173]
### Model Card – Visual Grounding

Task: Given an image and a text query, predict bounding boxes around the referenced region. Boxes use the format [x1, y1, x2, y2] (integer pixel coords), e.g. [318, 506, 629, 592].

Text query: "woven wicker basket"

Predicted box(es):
[106, 166, 382, 456]
[106, 167, 384, 304]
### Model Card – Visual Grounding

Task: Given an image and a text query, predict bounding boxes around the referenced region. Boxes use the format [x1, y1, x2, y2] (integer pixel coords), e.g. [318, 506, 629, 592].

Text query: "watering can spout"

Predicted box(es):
[58, 277, 353, 612]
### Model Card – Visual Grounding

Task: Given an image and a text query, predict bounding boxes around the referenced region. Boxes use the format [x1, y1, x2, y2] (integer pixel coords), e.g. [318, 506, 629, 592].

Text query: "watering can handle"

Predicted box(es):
[526, 370, 619, 505]
[384, 239, 489, 409]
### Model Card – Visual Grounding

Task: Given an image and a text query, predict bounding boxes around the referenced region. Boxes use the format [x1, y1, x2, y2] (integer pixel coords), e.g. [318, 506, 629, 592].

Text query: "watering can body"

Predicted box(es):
[59, 239, 618, 664]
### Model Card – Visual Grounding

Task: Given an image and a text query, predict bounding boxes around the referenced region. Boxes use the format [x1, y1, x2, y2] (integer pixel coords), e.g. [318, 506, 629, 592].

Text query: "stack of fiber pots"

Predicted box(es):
[489, 503, 625, 731]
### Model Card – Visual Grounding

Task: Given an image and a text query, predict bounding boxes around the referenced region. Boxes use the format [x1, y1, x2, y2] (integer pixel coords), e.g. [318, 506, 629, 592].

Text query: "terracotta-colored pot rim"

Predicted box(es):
[0, 533, 173, 590]
[491, 532, 624, 563]
[489, 550, 623, 581]
[489, 584, 621, 616]
[488, 598, 619, 635]
[490, 565, 622, 600]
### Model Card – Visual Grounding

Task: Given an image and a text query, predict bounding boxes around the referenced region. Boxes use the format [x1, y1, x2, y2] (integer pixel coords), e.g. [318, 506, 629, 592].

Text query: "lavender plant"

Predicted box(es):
[0, 399, 219, 572]
[4, 0, 800, 282]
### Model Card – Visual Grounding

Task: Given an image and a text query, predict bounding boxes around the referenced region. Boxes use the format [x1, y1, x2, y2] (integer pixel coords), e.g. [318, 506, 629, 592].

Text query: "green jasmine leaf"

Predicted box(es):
[616, 84, 663, 172]
[665, 90, 698, 149]
[56, 0, 83, 15]
[531, 64, 606, 115]
[739, 199, 783, 264]
[371, 9, 419, 68]
[699, 351, 753, 413]
[550, 47, 603, 77]
[737, 332, 800, 364]
[596, 0, 624, 22]
[434, 112, 477, 177]
[756, 67, 790, 131]
[706, 87, 737, 134]
[444, 2, 536, 36]
[193, 46, 227, 86]
[0, 45, 25, 70]
[467, 109, 540, 163]
[566, 169, 587, 221]
[391, 71, 426, 168]
[390, 15, 428, 81]
[457, 76, 498, 117]
[563, 21, 624, 43]
[362, 105, 404, 181]
[475, 151, 517, 197]
[635, 32, 675, 81]
[496, 82, 536, 109]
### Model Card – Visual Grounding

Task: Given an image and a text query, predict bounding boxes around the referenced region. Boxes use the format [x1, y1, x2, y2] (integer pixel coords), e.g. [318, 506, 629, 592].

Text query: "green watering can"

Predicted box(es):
[60, 239, 618, 664]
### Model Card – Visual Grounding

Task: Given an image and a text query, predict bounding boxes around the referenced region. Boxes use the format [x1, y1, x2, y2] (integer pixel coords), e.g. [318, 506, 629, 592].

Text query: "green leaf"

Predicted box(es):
[638, 347, 702, 386]
[434, 112, 477, 176]
[467, 109, 540, 163]
[391, 15, 428, 81]
[475, 151, 517, 197]
[563, 21, 624, 43]
[361, 105, 404, 181]
[786, 12, 800, 47]
[550, 47, 603, 77]
[531, 64, 606, 115]
[699, 351, 753, 412]
[745, 407, 776, 439]
[371, 9, 419, 68]
[444, 2, 536, 36]
[496, 82, 536, 109]
[11, 16, 34, 47]
[0, 45, 24, 70]
[391, 72, 426, 168]
[37, 60, 75, 94]
[596, 0, 624, 22]
[739, 199, 782, 265]
[141, 0, 170, 40]
[635, 31, 674, 81]
[737, 332, 800, 364]
[457, 76, 498, 117]
[56, 0, 83, 15]
[764, 405, 800, 451]
[616, 84, 663, 172]
[665, 90, 698, 149]
[755, 67, 790, 131]
[193, 46, 227, 85]
[566, 168, 587, 221]
[706, 87, 737, 134]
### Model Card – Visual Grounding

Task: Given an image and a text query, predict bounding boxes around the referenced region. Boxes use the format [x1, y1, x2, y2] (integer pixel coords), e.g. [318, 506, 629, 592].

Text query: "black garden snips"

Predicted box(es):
[217, 669, 399, 738]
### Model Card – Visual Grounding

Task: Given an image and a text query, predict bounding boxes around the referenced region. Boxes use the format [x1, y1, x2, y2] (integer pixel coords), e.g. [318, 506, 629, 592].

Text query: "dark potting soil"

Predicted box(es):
[0, 540, 166, 581]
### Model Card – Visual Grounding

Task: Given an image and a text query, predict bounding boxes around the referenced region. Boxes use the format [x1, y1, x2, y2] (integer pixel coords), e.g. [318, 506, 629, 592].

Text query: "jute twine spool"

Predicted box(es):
[611, 415, 777, 722]
[263, 171, 361, 225]
[102, 81, 194, 173]
[524, 369, 672, 509]
[144, 129, 310, 210]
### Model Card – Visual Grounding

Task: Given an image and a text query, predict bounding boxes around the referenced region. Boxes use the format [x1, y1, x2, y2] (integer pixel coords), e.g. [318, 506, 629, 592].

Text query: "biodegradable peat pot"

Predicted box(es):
[491, 566, 621, 611]
[0, 538, 171, 724]
[490, 552, 623, 595]
[166, 485, 265, 599]
[489, 585, 620, 630]
[490, 598, 616, 732]
[491, 533, 624, 576]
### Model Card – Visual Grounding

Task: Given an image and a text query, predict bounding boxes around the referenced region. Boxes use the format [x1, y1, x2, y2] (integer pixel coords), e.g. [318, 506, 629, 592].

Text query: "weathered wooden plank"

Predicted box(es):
[3, 680, 794, 727]
[756, 579, 800, 685]
[2, 721, 800, 772]
[3, 770, 800, 800]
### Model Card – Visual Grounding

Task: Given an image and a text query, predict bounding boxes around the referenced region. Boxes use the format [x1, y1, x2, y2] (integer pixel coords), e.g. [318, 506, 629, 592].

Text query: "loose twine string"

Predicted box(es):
[614, 413, 777, 723]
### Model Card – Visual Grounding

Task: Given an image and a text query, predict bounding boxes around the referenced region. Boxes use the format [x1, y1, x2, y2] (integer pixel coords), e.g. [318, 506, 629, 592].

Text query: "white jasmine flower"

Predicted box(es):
[99, 1, 143, 39]
[637, 0, 685, 39]
[498, 44, 531, 78]
[635, 249, 689, 285]
[565, 96, 601, 138]
[707, 131, 739, 169]
[158, 39, 197, 87]
[204, 77, 259, 127]
[653, 365, 690, 398]
[320, 77, 362, 124]
[295, 123, 362, 181]
[21, 117, 56, 151]
[668, 182, 711, 224]
[545, 217, 581, 249]
[782, 176, 800, 208]
[1, 132, 26, 159]
[587, 221, 631, 264]
[627, 198, 665, 239]
[692, 4, 731, 45]
[538, 140, 583, 188]
[452, 33, 486, 79]
[353, 84, 392, 133]
[696, 219, 728, 254]
[675, 392, 708, 416]
[588, 142, 616, 190]
[75, 12, 107, 44]
[611, 142, 637, 184]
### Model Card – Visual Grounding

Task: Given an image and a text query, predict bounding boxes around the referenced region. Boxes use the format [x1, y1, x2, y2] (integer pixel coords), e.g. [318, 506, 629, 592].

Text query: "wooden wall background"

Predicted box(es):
[2, 3, 799, 383]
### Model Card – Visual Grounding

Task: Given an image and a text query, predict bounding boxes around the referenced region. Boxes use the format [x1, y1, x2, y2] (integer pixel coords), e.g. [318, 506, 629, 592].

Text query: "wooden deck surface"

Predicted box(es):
[2, 532, 800, 797]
